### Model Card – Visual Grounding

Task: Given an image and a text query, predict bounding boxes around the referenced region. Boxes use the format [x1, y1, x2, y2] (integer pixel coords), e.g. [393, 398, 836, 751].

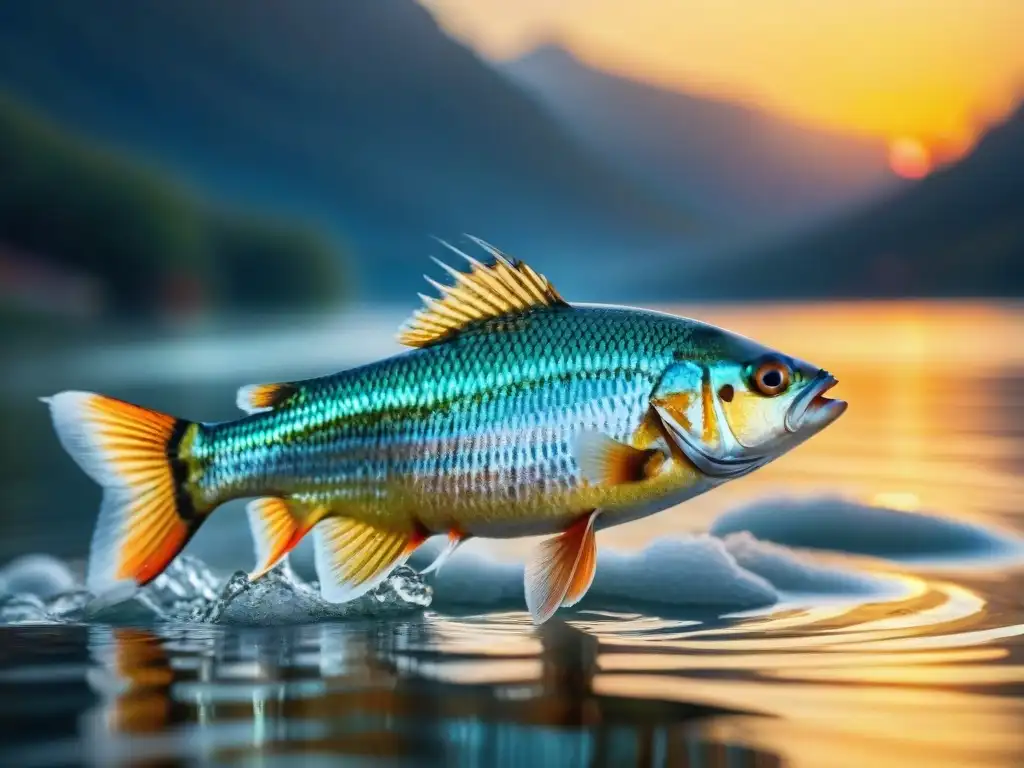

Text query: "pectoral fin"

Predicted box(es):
[525, 511, 599, 624]
[575, 430, 663, 487]
[313, 518, 427, 603]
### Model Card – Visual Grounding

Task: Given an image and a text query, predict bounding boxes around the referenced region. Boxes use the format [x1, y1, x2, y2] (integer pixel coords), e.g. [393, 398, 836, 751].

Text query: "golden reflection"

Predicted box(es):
[704, 712, 1019, 768]
[766, 662, 1024, 686]
[573, 578, 1023, 658]
[599, 647, 1005, 673]
[89, 627, 176, 736]
[846, 581, 985, 634]
[837, 623, 1024, 652]
[598, 676, 1024, 768]
[872, 491, 921, 511]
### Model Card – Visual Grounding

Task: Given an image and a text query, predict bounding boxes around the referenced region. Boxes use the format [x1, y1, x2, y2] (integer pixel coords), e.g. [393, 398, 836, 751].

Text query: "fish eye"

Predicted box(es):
[751, 358, 791, 396]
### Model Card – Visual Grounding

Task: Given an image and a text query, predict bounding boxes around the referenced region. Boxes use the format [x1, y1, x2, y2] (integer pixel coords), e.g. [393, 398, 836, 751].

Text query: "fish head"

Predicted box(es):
[650, 326, 847, 479]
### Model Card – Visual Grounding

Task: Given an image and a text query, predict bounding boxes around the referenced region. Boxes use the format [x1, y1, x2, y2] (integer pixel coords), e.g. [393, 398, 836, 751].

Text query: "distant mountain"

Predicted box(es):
[0, 1, 692, 301]
[686, 103, 1024, 299]
[502, 45, 896, 238]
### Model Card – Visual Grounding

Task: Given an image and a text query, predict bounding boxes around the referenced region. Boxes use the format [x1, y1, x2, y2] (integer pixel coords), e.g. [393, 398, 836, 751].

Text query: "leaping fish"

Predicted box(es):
[42, 238, 847, 623]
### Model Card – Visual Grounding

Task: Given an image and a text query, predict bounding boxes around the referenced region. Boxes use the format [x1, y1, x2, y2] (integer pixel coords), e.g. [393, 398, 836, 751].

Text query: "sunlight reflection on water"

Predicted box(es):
[1, 300, 1023, 766]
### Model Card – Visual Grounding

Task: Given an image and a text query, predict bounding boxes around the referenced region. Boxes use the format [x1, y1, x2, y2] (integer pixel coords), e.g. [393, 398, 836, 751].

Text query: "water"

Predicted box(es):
[1, 300, 1022, 767]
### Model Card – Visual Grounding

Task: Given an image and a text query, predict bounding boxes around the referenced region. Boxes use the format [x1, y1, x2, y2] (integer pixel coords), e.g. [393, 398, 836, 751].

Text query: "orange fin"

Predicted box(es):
[575, 431, 662, 486]
[524, 511, 600, 624]
[398, 237, 568, 348]
[41, 391, 203, 598]
[236, 382, 299, 414]
[246, 498, 321, 579]
[313, 518, 426, 603]
[420, 529, 468, 575]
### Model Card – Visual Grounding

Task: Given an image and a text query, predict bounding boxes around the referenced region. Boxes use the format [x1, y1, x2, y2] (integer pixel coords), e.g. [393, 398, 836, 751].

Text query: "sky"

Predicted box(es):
[423, 0, 1024, 165]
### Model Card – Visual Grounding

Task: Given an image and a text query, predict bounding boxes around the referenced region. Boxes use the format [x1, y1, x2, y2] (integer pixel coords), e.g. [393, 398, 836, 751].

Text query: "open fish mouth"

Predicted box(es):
[785, 371, 847, 433]
[653, 404, 766, 479]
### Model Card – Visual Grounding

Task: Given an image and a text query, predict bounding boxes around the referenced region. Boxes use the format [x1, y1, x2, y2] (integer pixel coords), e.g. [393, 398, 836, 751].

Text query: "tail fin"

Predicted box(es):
[42, 391, 203, 599]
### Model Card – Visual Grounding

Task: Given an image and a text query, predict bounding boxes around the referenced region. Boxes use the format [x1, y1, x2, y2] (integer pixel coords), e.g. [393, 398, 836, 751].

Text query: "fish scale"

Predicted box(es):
[192, 306, 682, 532]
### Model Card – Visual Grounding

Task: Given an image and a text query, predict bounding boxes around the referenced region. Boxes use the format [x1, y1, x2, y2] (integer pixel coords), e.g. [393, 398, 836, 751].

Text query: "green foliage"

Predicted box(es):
[208, 212, 347, 310]
[0, 92, 346, 316]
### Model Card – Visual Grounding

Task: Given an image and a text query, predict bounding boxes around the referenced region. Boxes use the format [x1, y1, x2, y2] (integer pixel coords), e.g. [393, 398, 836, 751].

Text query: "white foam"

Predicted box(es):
[721, 532, 902, 597]
[421, 525, 915, 613]
[426, 535, 778, 611]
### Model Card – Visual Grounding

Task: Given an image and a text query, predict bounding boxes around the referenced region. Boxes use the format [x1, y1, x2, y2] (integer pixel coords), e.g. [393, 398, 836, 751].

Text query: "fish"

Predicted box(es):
[42, 237, 847, 623]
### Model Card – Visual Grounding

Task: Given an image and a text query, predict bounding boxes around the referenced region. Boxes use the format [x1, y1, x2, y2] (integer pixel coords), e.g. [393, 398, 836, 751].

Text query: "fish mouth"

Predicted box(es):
[653, 404, 766, 480]
[785, 371, 848, 433]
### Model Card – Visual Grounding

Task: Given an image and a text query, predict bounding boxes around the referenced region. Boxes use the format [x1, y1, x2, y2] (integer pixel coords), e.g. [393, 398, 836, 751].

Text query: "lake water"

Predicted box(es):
[1, 300, 1022, 767]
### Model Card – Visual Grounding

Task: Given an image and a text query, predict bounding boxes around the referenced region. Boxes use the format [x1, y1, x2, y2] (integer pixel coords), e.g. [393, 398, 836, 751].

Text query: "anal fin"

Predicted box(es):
[525, 511, 599, 624]
[246, 498, 321, 579]
[313, 517, 426, 603]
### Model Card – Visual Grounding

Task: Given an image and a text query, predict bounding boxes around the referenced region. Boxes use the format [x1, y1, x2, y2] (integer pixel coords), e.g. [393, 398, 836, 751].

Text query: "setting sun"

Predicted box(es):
[888, 138, 932, 179]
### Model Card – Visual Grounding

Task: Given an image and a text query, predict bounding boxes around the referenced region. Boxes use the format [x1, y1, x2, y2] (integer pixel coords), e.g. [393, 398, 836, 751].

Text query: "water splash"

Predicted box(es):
[0, 554, 431, 626]
[181, 559, 431, 625]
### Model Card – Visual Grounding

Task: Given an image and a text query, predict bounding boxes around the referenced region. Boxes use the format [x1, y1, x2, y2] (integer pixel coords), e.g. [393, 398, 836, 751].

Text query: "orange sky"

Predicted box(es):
[424, 0, 1024, 160]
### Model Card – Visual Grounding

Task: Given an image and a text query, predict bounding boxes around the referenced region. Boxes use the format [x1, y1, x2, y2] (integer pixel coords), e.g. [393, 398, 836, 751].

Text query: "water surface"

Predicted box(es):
[1, 300, 1022, 767]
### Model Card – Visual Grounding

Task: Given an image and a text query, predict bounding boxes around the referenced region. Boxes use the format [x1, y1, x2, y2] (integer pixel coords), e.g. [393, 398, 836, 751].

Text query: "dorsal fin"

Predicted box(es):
[398, 237, 568, 348]
[236, 382, 299, 414]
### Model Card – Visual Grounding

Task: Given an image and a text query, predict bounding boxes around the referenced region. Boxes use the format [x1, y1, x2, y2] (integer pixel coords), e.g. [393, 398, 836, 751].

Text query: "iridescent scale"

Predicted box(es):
[190, 305, 701, 535]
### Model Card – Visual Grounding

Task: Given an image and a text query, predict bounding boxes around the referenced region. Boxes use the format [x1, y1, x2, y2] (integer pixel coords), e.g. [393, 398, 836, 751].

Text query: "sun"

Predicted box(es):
[888, 137, 932, 180]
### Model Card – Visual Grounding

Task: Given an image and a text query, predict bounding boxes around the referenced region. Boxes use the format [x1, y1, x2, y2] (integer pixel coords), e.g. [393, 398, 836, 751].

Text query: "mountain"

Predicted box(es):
[502, 45, 896, 238]
[686, 103, 1024, 299]
[0, 1, 693, 302]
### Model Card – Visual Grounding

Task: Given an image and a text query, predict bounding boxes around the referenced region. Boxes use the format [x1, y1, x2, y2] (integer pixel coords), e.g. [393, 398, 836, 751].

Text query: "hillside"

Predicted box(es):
[0, 94, 344, 319]
[688, 104, 1024, 299]
[0, 1, 693, 301]
[503, 45, 896, 236]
